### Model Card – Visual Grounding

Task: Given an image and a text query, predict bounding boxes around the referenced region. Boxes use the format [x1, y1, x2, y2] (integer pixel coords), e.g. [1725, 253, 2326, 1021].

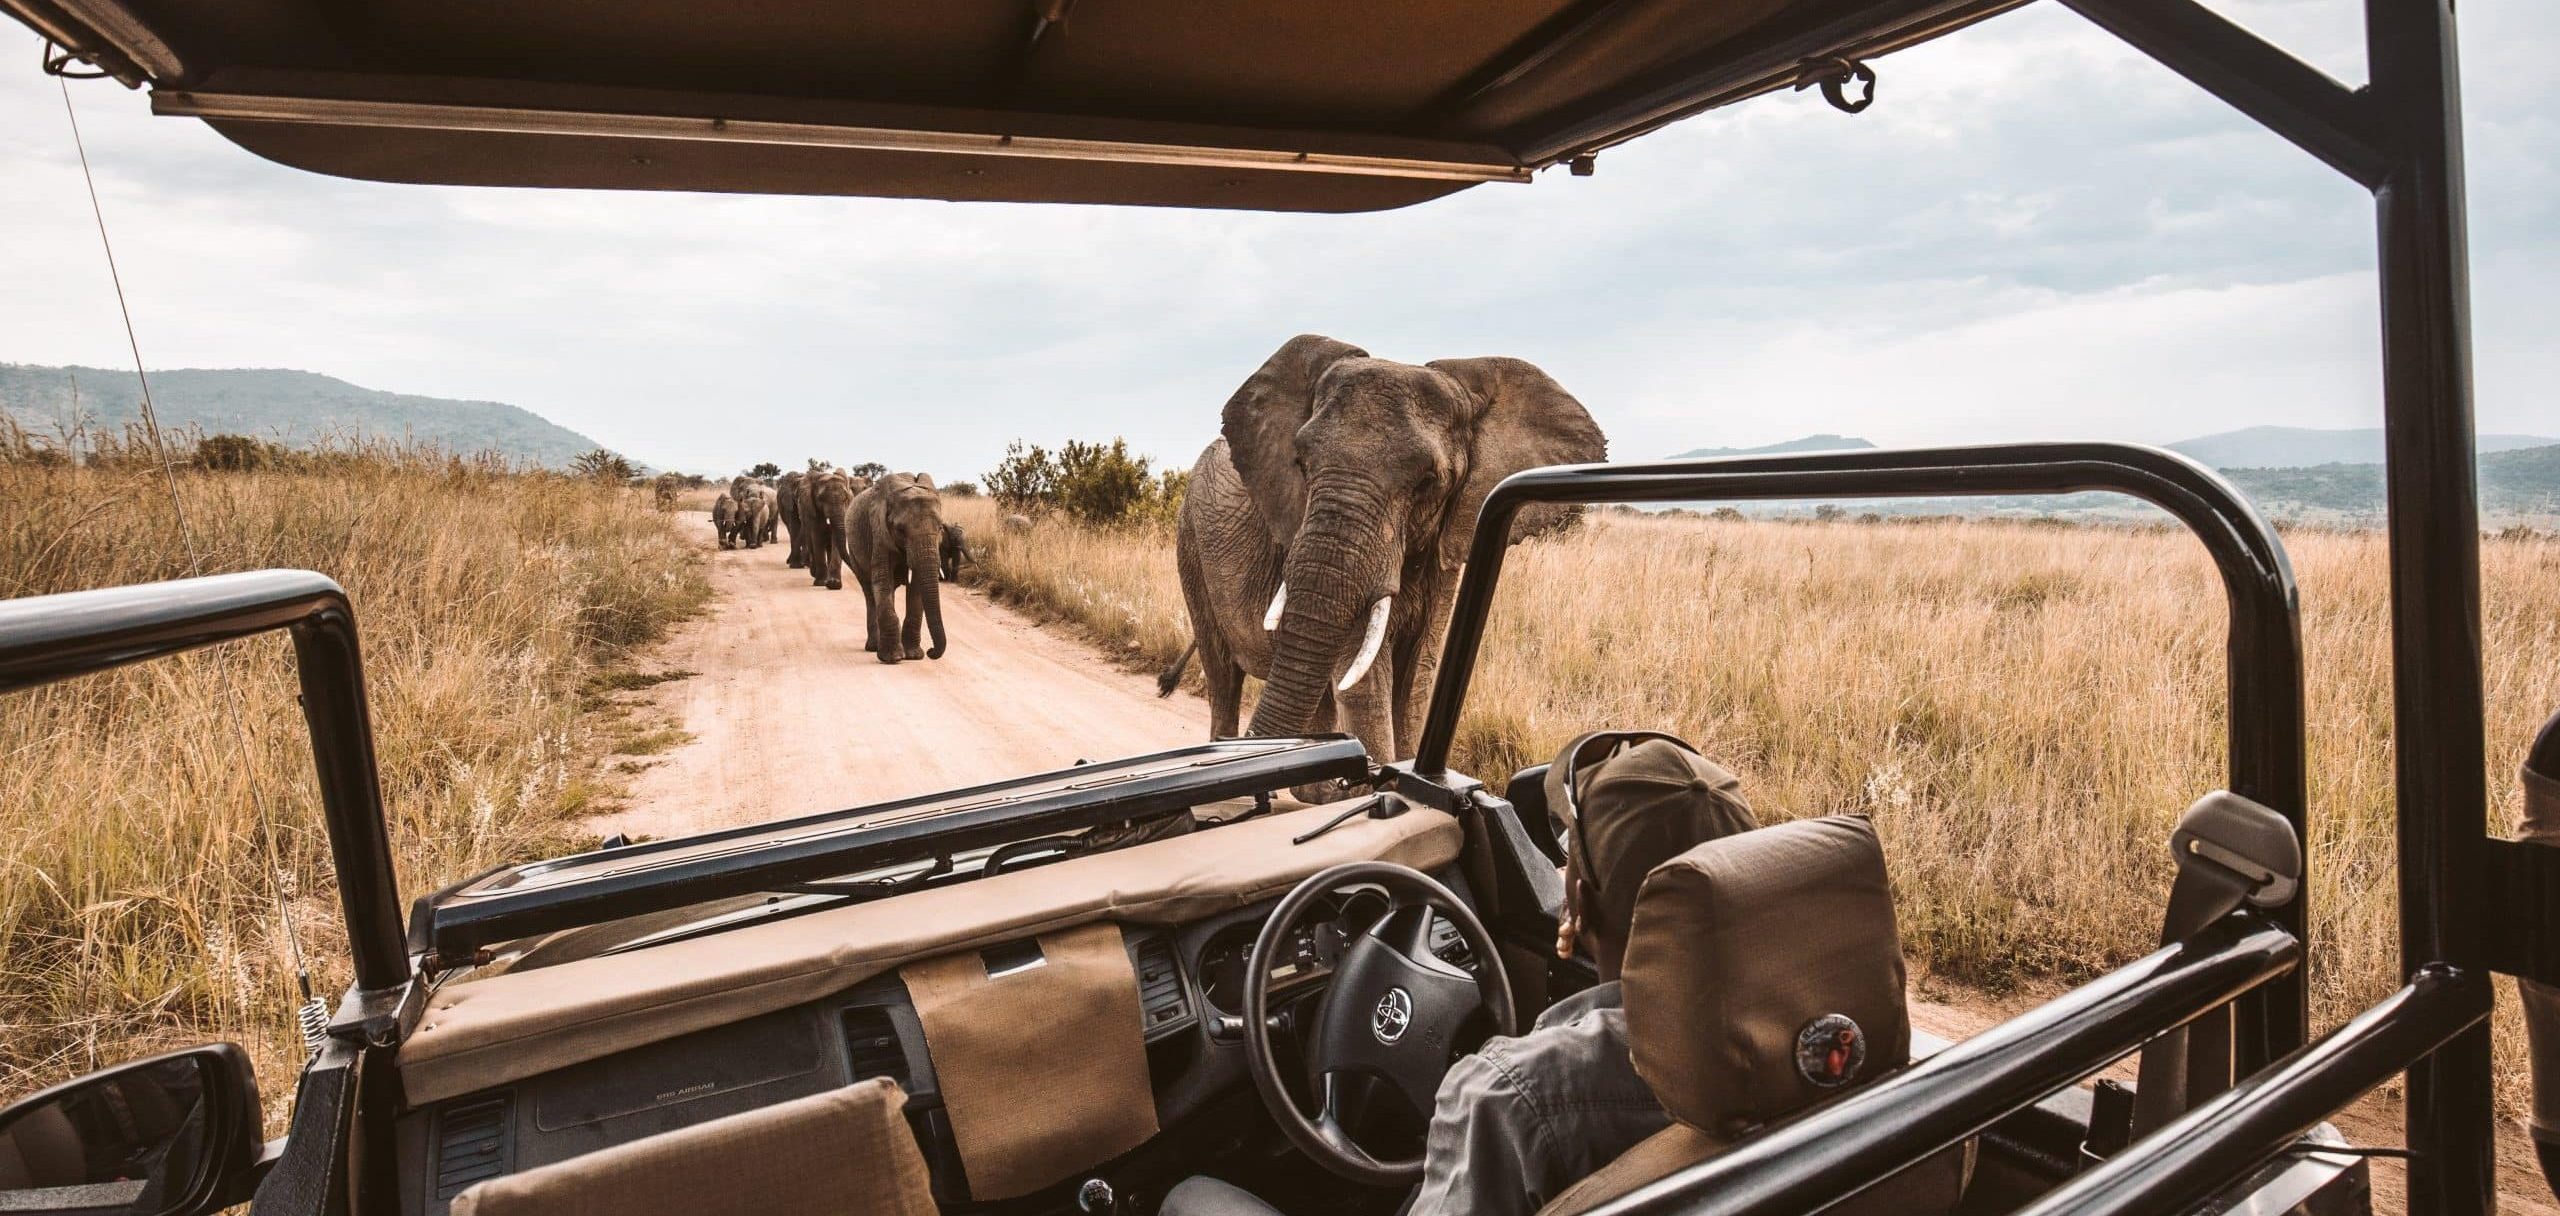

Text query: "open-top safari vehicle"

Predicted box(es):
[4, 0, 2556, 1213]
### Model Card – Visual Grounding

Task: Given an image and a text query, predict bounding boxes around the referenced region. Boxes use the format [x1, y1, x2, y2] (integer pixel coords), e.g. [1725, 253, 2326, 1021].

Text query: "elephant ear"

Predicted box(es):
[1426, 356, 1608, 571]
[1220, 334, 1368, 547]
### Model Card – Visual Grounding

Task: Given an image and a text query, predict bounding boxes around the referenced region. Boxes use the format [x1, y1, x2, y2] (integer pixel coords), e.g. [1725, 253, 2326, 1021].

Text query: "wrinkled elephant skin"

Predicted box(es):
[1173, 334, 1606, 765]
[848, 473, 950, 663]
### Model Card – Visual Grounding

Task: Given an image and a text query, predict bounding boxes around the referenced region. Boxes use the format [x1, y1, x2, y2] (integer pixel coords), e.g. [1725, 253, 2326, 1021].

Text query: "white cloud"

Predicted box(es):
[0, 0, 2552, 480]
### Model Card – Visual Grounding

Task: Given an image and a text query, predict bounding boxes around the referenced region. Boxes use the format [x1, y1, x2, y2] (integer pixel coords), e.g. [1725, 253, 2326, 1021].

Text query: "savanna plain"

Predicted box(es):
[4, 446, 2556, 1182]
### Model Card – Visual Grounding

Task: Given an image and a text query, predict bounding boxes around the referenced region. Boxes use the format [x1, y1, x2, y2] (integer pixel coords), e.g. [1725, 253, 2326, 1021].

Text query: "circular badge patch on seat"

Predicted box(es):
[1795, 1014, 1866, 1087]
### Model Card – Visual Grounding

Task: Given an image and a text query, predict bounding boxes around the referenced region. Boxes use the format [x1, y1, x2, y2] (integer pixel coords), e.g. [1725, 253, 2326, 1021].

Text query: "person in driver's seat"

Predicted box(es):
[1406, 731, 1759, 1216]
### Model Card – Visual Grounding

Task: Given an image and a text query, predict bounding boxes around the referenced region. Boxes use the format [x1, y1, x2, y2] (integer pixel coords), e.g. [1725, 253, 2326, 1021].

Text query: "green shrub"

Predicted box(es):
[985, 438, 1184, 526]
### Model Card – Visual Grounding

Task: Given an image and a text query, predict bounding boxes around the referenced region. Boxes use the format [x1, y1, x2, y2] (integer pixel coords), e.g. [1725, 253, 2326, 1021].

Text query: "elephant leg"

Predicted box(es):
[870, 576, 902, 663]
[1334, 679, 1395, 769]
[856, 576, 881, 652]
[1198, 632, 1239, 737]
[1392, 579, 1459, 761]
[1283, 689, 1370, 804]
[898, 579, 926, 661]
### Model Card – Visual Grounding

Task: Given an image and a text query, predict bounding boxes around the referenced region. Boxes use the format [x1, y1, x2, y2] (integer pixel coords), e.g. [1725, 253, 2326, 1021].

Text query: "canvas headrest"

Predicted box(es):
[1621, 815, 1910, 1138]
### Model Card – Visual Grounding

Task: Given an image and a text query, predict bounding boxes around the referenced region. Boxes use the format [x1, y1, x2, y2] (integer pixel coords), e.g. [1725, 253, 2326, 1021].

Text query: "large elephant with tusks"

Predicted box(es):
[1165, 335, 1605, 765]
[848, 473, 950, 662]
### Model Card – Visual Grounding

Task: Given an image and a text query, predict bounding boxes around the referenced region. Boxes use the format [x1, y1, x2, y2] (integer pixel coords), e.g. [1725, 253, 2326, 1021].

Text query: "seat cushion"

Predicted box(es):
[1620, 815, 1909, 1139]
[1535, 1123, 1969, 1216]
[450, 1078, 934, 1216]
[1161, 1176, 1287, 1216]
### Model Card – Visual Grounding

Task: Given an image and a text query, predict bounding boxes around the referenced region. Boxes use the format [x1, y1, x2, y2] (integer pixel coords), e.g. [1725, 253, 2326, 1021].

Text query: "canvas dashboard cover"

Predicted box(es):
[904, 922, 1156, 1199]
[399, 801, 1460, 1104]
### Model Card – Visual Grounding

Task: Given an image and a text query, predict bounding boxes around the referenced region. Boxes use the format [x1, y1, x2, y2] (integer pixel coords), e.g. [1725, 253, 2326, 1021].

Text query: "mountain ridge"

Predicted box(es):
[2167, 424, 2559, 469]
[1661, 429, 2559, 521]
[1669, 433, 1877, 459]
[0, 363, 608, 468]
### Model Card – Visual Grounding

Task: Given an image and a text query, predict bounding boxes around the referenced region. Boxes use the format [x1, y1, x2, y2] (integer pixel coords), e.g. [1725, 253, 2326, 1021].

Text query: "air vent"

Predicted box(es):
[1135, 936, 1188, 1033]
[432, 1096, 511, 1199]
[843, 1006, 913, 1090]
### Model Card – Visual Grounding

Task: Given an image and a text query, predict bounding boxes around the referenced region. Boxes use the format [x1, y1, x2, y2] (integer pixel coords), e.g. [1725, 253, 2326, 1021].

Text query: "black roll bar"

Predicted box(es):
[1414, 441, 2309, 1061]
[1587, 915, 2302, 1216]
[2014, 964, 2487, 1216]
[0, 569, 410, 991]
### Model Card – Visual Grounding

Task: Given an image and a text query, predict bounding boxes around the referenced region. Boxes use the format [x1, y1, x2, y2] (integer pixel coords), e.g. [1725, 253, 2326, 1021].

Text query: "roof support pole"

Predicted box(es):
[2058, 0, 2386, 188]
[2365, 0, 2495, 1209]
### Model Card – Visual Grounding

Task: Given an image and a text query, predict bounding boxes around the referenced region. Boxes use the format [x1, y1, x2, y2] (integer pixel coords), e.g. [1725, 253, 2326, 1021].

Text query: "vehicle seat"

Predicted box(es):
[450, 1077, 935, 1216]
[1538, 815, 1968, 1215]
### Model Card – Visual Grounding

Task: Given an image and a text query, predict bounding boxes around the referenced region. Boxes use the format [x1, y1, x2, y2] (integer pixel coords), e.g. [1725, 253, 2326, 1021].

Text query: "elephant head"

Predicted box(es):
[810, 472, 856, 589]
[1226, 335, 1605, 743]
[876, 472, 950, 660]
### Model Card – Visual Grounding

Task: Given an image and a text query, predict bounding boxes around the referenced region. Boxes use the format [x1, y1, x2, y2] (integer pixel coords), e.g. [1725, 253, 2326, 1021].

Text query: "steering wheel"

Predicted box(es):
[1243, 861, 1516, 1186]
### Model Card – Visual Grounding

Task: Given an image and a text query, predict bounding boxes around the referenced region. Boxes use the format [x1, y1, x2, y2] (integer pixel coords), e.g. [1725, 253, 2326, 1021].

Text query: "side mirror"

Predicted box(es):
[0, 1044, 262, 1216]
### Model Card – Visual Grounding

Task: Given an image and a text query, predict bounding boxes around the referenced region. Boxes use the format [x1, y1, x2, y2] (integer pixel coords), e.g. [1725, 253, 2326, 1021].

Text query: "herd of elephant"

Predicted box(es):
[710, 471, 962, 664]
[699, 333, 1608, 758]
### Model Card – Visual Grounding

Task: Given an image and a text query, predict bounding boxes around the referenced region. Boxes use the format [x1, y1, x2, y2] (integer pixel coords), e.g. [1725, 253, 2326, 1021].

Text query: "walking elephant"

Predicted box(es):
[848, 472, 950, 663]
[805, 471, 869, 590]
[723, 476, 776, 549]
[711, 492, 742, 550]
[1166, 334, 1605, 764]
[776, 472, 808, 568]
[939, 523, 970, 582]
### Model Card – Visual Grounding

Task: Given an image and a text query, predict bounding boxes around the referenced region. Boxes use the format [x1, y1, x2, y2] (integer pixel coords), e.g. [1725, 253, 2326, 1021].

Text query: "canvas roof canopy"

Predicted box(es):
[9, 0, 2021, 210]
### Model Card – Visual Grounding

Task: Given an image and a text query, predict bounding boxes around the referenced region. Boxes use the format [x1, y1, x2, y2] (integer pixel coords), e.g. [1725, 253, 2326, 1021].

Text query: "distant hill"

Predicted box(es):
[1670, 433, 1877, 459]
[2224, 444, 2560, 519]
[1650, 428, 2557, 523]
[0, 364, 608, 468]
[2169, 425, 2559, 469]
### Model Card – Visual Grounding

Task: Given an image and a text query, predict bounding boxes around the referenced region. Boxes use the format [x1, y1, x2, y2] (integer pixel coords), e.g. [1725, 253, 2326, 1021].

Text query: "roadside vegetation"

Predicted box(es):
[0, 423, 708, 1113]
[984, 437, 1189, 526]
[953, 494, 2560, 1117]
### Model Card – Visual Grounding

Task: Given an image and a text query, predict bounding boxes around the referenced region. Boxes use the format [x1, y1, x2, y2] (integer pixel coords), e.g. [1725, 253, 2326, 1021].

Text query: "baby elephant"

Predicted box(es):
[711, 492, 741, 549]
[939, 523, 970, 582]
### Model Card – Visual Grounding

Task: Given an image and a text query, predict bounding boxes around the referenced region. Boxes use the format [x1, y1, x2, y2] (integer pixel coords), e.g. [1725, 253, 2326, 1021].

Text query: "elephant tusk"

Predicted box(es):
[1336, 597, 1393, 692]
[1263, 584, 1288, 632]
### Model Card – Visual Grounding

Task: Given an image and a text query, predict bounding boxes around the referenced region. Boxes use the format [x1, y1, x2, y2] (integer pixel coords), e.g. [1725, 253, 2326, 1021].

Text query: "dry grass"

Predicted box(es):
[952, 497, 2560, 1119]
[0, 444, 709, 1117]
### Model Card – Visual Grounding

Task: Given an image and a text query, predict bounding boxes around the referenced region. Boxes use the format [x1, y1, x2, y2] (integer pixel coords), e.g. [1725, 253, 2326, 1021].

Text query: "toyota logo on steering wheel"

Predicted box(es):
[1372, 987, 1414, 1045]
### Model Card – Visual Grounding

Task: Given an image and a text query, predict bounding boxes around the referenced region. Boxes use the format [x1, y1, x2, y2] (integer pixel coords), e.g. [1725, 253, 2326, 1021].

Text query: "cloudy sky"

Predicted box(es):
[1, 1, 2552, 481]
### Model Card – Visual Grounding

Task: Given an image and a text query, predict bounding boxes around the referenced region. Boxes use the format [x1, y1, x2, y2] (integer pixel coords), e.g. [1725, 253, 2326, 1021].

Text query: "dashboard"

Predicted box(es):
[1193, 886, 1381, 1018]
[398, 873, 1481, 1214]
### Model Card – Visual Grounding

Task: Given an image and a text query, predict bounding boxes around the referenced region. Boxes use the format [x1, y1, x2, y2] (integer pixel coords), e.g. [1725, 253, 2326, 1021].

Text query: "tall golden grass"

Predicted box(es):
[951, 496, 2560, 1117]
[0, 435, 708, 1116]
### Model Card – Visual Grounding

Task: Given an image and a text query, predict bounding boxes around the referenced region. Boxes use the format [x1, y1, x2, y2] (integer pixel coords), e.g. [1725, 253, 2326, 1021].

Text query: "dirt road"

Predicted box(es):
[592, 517, 1207, 840]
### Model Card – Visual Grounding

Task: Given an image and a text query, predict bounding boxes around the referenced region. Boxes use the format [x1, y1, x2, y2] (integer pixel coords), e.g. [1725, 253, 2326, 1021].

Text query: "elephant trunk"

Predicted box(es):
[1246, 482, 1395, 740]
[909, 536, 948, 659]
